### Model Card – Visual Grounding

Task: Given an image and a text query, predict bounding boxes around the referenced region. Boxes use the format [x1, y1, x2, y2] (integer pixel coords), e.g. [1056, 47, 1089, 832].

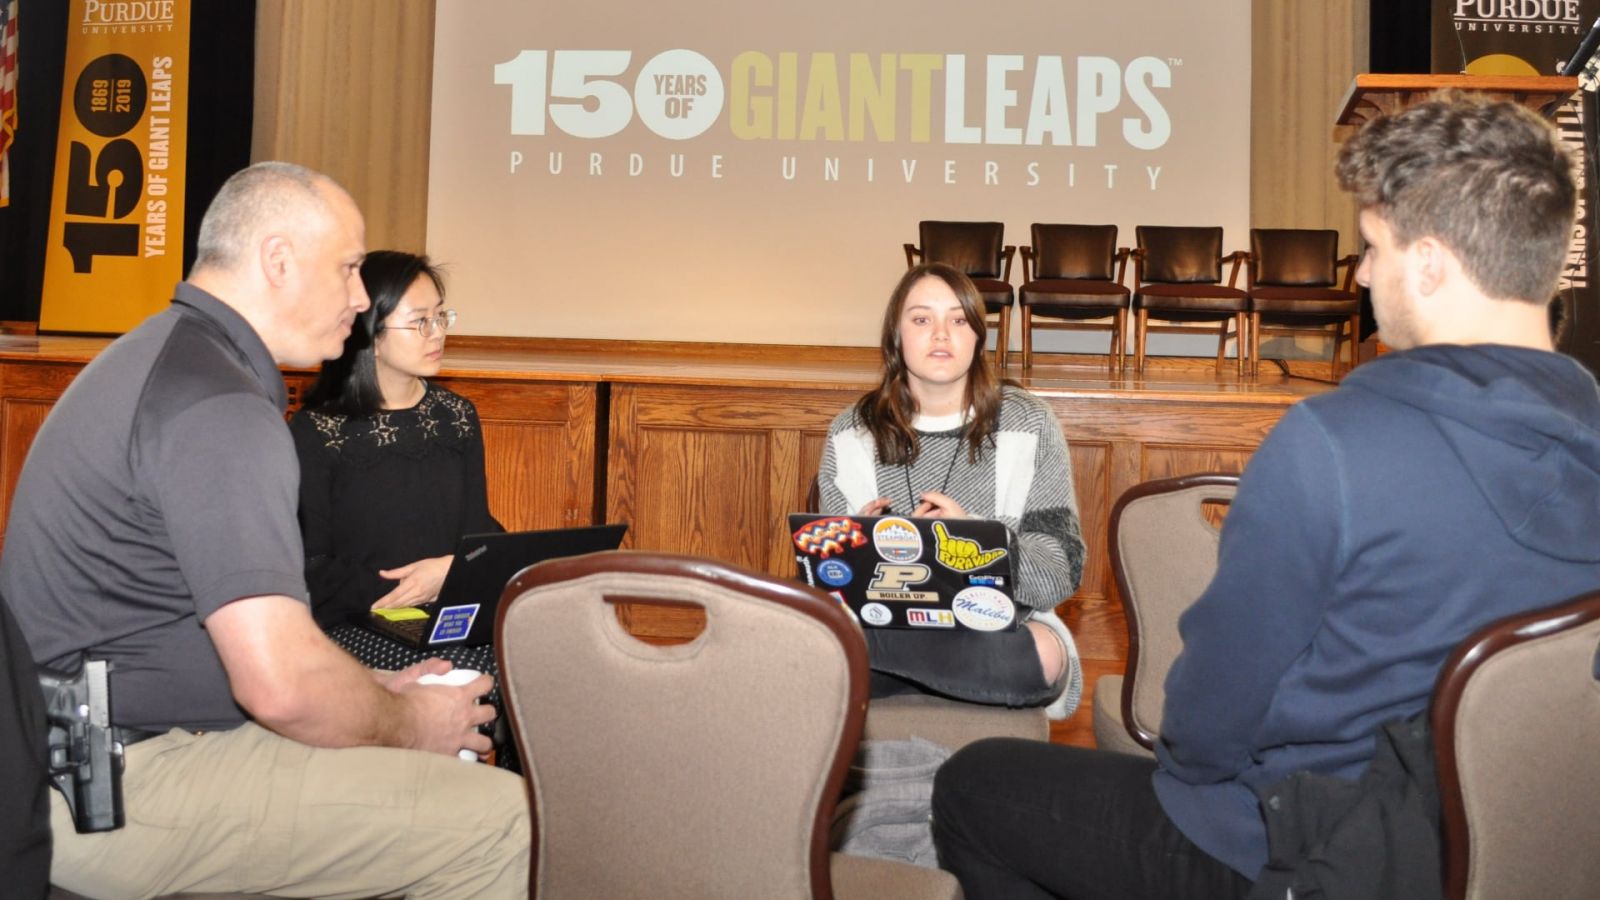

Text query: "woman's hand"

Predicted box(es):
[856, 496, 894, 516]
[912, 491, 967, 518]
[372, 555, 454, 609]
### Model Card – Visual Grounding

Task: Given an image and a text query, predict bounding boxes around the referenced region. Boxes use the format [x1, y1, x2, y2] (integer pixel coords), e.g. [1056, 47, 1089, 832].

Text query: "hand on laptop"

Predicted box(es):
[912, 491, 967, 519]
[373, 555, 453, 609]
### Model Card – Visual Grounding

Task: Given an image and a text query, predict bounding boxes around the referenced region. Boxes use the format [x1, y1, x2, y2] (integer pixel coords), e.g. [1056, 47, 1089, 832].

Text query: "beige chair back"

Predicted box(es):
[496, 551, 869, 900]
[1107, 474, 1237, 749]
[1432, 588, 1600, 900]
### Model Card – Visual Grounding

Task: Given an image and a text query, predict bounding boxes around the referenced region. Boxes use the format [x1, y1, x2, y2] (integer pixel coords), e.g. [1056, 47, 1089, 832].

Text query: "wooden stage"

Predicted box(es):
[0, 335, 1338, 748]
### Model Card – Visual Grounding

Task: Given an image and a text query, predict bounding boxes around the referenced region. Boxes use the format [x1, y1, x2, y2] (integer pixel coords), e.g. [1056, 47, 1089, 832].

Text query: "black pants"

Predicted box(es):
[867, 626, 1059, 707]
[931, 739, 1253, 900]
[0, 592, 50, 898]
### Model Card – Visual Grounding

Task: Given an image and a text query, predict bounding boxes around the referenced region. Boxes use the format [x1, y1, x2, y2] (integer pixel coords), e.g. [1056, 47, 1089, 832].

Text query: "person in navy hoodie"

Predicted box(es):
[929, 92, 1600, 900]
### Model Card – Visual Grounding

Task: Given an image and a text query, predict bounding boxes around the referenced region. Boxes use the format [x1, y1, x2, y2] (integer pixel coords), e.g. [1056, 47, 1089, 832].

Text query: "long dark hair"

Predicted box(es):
[302, 250, 446, 417]
[853, 262, 1004, 465]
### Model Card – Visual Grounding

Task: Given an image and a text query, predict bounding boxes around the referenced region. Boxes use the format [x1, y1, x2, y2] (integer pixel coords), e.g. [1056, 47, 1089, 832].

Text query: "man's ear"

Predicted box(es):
[259, 233, 294, 289]
[1408, 235, 1449, 297]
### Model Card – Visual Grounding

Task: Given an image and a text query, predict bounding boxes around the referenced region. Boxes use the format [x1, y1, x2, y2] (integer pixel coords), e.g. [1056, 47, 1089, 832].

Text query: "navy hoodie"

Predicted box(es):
[1151, 343, 1600, 878]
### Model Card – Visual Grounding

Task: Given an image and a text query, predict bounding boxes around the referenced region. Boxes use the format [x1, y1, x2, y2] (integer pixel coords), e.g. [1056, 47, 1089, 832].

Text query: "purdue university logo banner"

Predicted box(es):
[41, 0, 189, 333]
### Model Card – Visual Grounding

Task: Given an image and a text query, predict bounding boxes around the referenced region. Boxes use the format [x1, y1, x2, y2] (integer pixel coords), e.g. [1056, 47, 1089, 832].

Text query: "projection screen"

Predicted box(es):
[428, 1, 1252, 350]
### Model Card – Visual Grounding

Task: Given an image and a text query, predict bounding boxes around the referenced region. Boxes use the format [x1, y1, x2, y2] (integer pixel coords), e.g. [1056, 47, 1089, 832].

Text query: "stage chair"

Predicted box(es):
[905, 221, 1017, 370]
[495, 551, 960, 900]
[1130, 226, 1249, 375]
[1247, 228, 1362, 377]
[1017, 224, 1131, 371]
[802, 476, 1049, 751]
[1094, 474, 1237, 757]
[1432, 587, 1600, 900]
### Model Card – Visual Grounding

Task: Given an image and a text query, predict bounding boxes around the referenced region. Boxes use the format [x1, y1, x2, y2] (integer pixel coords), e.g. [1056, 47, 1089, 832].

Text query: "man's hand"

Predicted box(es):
[390, 667, 497, 759]
[373, 555, 453, 609]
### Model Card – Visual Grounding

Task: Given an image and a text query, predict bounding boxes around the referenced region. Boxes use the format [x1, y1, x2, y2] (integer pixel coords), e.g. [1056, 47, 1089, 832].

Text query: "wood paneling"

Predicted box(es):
[606, 383, 850, 573]
[444, 379, 601, 532]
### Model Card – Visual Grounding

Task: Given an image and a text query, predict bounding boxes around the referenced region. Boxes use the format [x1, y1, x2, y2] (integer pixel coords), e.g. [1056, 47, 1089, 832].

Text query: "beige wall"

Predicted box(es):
[255, 0, 1368, 334]
[1251, 0, 1368, 251]
[254, 0, 436, 253]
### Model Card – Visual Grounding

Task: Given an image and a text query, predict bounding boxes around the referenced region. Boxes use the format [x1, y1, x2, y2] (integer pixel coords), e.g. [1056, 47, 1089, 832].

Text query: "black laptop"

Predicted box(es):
[787, 513, 1022, 632]
[366, 524, 627, 647]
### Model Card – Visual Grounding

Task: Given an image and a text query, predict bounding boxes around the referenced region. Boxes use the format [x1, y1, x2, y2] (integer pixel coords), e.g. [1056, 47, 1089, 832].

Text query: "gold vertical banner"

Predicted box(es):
[41, 0, 189, 333]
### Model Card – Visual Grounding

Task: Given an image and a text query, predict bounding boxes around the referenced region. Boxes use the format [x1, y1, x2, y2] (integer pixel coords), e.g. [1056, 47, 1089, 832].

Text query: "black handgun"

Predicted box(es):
[40, 655, 125, 833]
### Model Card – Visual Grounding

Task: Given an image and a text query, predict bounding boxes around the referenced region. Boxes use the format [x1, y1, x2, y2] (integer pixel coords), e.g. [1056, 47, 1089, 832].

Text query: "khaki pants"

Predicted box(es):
[49, 723, 529, 899]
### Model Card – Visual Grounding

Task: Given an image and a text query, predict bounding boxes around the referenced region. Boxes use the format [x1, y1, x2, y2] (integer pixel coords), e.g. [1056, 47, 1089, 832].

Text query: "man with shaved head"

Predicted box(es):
[2, 162, 529, 899]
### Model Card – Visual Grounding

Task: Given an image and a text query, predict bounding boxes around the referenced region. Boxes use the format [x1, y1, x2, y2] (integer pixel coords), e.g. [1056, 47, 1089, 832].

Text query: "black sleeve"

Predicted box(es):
[290, 411, 392, 626]
[461, 401, 503, 535]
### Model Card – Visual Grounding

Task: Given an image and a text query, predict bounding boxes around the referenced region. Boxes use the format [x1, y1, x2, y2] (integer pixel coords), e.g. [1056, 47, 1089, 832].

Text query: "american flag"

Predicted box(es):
[0, 0, 16, 207]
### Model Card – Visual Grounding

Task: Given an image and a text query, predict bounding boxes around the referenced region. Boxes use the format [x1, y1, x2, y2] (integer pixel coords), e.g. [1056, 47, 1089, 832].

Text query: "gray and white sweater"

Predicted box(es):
[818, 385, 1086, 619]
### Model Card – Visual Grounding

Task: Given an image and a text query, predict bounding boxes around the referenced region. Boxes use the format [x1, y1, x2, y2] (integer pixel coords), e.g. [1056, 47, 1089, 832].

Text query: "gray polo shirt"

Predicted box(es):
[1, 283, 309, 731]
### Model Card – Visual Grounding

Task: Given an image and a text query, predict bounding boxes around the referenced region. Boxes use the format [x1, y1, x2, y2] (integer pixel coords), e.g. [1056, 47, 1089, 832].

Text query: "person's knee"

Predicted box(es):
[934, 737, 1021, 816]
[1027, 621, 1067, 686]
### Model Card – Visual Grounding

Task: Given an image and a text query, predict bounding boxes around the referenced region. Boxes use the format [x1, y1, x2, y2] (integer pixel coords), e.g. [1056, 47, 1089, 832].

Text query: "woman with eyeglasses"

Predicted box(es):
[289, 250, 502, 686]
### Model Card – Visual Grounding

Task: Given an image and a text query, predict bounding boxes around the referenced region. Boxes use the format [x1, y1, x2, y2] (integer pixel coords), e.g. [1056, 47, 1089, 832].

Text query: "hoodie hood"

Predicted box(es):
[1344, 344, 1600, 562]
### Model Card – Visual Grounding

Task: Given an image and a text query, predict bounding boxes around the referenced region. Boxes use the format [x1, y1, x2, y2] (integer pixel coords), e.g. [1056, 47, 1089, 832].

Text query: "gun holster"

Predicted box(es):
[39, 653, 126, 833]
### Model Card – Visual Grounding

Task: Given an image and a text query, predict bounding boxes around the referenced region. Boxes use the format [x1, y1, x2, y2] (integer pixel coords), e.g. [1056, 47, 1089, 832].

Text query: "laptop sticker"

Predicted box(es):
[968, 574, 1006, 586]
[428, 604, 480, 644]
[951, 587, 1015, 631]
[793, 517, 869, 559]
[867, 563, 938, 603]
[817, 558, 854, 587]
[906, 608, 956, 628]
[860, 602, 893, 627]
[872, 517, 922, 562]
[933, 521, 1008, 572]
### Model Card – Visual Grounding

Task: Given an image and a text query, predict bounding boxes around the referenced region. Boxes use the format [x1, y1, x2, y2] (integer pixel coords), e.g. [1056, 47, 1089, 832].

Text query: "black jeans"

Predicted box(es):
[932, 739, 1253, 900]
[866, 626, 1059, 707]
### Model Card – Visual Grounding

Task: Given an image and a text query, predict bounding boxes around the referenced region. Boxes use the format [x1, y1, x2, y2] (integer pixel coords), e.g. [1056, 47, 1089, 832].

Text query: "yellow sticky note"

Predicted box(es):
[372, 608, 429, 622]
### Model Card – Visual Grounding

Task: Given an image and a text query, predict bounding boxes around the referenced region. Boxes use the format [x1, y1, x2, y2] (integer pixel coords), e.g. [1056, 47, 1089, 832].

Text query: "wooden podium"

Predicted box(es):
[1336, 73, 1579, 130]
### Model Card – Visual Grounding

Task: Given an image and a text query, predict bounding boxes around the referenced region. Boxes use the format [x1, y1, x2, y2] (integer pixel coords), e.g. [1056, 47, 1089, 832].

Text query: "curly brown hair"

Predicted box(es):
[1335, 91, 1577, 305]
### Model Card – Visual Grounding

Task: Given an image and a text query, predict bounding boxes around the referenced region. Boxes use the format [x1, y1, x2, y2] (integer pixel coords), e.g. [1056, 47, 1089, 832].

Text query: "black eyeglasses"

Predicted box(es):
[379, 309, 457, 339]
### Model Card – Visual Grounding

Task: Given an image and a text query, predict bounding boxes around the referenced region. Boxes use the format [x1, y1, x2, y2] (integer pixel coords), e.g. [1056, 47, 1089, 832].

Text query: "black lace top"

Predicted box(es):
[289, 381, 501, 627]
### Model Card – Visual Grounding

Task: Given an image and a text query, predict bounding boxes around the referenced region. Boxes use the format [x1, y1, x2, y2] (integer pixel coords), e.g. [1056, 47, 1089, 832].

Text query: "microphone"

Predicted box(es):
[1562, 15, 1600, 77]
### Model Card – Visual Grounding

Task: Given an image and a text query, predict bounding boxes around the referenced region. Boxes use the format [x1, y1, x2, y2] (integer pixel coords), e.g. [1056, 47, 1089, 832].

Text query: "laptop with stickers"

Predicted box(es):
[365, 524, 627, 648]
[786, 513, 1022, 632]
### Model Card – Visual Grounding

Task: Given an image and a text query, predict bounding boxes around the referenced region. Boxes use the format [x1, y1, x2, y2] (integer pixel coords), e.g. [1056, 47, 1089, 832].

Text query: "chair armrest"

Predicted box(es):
[1129, 246, 1145, 286]
[1000, 245, 1017, 283]
[1336, 253, 1361, 292]
[1019, 245, 1036, 283]
[904, 243, 921, 269]
[1222, 250, 1247, 288]
[1239, 250, 1255, 290]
